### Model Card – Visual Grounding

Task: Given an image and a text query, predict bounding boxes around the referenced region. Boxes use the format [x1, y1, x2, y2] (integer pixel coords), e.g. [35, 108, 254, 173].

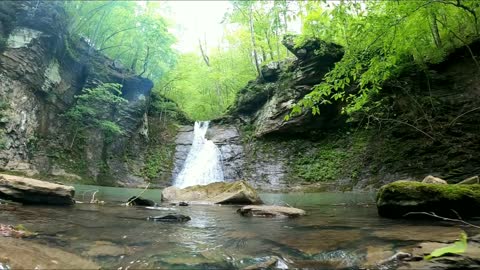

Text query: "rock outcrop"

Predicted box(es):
[161, 181, 262, 205]
[214, 36, 480, 191]
[0, 174, 74, 205]
[228, 35, 345, 137]
[0, 2, 178, 187]
[376, 180, 480, 218]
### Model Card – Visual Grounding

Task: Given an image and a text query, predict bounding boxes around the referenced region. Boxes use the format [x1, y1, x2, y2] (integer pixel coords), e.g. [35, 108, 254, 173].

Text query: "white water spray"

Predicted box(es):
[174, 121, 224, 188]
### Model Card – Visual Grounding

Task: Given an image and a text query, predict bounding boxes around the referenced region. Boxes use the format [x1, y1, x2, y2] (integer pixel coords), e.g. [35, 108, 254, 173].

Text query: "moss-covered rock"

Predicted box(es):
[376, 180, 480, 218]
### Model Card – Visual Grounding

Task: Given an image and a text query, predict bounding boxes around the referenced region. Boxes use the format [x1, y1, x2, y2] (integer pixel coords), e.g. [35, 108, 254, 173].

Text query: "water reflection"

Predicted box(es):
[0, 187, 477, 269]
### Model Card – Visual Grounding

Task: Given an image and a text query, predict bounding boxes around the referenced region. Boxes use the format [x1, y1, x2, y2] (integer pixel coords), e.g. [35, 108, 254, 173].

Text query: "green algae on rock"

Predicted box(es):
[376, 180, 480, 218]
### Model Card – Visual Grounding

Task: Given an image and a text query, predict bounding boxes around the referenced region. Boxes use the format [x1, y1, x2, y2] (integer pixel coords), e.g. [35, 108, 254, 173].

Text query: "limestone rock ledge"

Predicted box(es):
[0, 174, 75, 205]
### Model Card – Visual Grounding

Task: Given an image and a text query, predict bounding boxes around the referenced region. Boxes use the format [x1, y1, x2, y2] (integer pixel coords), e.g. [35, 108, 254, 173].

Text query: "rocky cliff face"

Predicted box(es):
[0, 2, 178, 187]
[201, 36, 480, 191]
[228, 35, 345, 137]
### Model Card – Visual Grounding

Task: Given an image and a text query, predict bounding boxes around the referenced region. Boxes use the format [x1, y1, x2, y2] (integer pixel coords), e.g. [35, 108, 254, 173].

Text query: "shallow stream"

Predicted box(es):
[0, 184, 476, 269]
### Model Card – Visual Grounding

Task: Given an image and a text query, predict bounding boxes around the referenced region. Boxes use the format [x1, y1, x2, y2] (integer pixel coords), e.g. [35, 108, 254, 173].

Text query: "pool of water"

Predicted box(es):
[0, 185, 476, 269]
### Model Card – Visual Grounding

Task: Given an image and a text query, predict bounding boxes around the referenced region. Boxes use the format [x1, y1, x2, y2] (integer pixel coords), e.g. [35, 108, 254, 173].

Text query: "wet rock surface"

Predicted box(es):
[147, 214, 191, 222]
[237, 205, 306, 218]
[83, 241, 127, 257]
[127, 196, 155, 206]
[161, 181, 262, 205]
[0, 237, 99, 269]
[0, 174, 75, 205]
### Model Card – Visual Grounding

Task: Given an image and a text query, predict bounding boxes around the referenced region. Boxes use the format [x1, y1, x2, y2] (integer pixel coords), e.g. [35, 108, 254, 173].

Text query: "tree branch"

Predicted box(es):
[404, 211, 480, 229]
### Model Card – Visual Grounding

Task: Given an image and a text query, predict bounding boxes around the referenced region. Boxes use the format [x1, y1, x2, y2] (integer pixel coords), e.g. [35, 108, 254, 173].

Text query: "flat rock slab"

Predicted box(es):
[0, 237, 99, 269]
[0, 174, 75, 205]
[238, 205, 306, 218]
[161, 181, 262, 205]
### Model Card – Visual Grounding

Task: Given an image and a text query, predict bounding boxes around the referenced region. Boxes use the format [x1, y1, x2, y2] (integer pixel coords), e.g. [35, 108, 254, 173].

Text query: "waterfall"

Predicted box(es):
[174, 121, 224, 188]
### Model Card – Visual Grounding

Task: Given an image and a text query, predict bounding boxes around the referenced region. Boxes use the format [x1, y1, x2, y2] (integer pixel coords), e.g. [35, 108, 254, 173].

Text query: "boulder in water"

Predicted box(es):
[0, 174, 75, 205]
[147, 214, 191, 222]
[161, 181, 262, 205]
[376, 180, 480, 218]
[127, 196, 155, 206]
[238, 205, 306, 218]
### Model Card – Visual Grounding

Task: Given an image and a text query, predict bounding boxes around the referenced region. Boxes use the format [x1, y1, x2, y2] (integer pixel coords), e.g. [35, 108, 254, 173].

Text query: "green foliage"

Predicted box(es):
[65, 83, 127, 138]
[152, 0, 296, 120]
[292, 131, 368, 182]
[293, 0, 480, 116]
[156, 52, 255, 120]
[425, 232, 468, 260]
[63, 1, 176, 79]
[149, 91, 190, 123]
[143, 147, 174, 180]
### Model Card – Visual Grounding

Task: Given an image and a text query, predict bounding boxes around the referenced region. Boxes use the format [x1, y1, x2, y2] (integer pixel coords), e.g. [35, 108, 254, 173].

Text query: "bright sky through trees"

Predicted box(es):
[163, 1, 232, 52]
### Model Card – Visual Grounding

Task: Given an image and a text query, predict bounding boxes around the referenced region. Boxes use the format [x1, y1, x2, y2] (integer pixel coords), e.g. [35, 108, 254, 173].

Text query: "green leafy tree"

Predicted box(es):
[63, 1, 176, 79]
[292, 0, 480, 117]
[65, 83, 128, 147]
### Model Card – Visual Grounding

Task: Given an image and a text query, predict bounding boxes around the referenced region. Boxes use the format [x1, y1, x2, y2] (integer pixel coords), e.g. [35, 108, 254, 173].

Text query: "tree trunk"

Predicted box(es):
[429, 12, 442, 48]
[139, 46, 150, 77]
[198, 37, 210, 67]
[249, 6, 262, 78]
[130, 48, 139, 71]
[265, 31, 275, 61]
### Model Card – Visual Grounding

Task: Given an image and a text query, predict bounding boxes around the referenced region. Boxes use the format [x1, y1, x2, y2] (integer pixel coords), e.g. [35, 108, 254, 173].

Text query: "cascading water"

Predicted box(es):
[174, 121, 224, 188]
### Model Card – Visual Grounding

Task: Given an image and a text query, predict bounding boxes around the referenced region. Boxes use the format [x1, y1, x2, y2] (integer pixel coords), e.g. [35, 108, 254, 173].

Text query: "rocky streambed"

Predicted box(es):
[0, 178, 479, 270]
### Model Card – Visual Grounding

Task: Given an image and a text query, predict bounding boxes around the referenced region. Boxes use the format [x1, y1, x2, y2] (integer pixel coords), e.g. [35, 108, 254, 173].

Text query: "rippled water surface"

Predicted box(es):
[0, 184, 476, 269]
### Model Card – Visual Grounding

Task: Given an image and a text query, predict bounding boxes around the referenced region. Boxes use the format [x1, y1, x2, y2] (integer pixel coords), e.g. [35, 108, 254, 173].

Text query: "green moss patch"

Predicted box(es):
[376, 181, 480, 218]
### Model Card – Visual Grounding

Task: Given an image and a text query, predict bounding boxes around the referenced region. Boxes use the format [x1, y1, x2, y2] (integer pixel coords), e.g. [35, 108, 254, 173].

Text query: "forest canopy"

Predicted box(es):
[63, 0, 480, 120]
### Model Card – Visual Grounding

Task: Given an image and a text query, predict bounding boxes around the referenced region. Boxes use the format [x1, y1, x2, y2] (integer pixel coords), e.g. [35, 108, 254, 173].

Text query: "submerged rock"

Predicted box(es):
[0, 237, 99, 269]
[0, 174, 75, 205]
[237, 205, 306, 218]
[83, 241, 127, 257]
[243, 256, 285, 270]
[161, 181, 262, 205]
[372, 225, 463, 242]
[376, 180, 480, 218]
[0, 224, 36, 238]
[422, 175, 448, 184]
[127, 196, 155, 206]
[395, 240, 480, 269]
[147, 214, 191, 222]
